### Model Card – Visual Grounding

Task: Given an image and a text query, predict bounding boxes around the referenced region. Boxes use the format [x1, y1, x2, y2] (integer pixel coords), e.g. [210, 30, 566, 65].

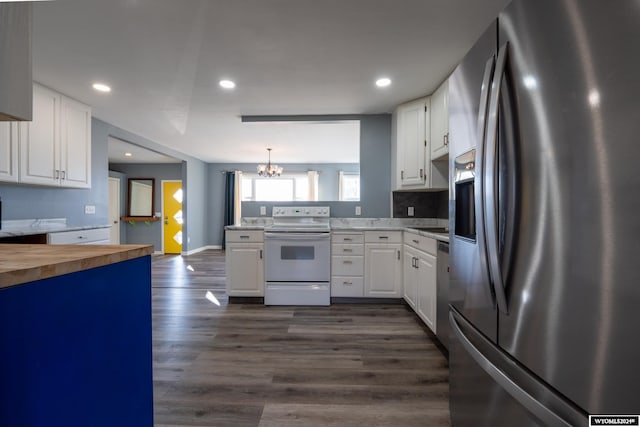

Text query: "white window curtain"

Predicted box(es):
[307, 170, 319, 201]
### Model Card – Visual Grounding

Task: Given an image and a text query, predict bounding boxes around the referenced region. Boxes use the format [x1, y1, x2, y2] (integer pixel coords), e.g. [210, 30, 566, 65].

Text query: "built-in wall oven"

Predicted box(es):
[264, 206, 331, 306]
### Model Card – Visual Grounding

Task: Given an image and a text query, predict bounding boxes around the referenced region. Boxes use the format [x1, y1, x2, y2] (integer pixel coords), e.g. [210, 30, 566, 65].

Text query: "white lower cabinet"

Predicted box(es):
[403, 246, 418, 309]
[331, 232, 364, 297]
[416, 250, 437, 332]
[47, 227, 110, 245]
[403, 232, 438, 334]
[364, 231, 402, 298]
[225, 231, 264, 297]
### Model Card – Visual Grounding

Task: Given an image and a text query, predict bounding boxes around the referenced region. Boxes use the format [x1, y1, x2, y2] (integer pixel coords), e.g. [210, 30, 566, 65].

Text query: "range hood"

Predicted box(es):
[0, 3, 32, 121]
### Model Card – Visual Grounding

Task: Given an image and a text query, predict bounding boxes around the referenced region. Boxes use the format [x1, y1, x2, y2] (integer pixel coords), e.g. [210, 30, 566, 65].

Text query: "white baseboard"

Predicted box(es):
[153, 250, 163, 255]
[182, 245, 222, 256]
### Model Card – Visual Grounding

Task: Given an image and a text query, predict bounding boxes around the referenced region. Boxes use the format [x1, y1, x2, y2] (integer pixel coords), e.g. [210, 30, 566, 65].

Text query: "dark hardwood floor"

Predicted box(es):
[151, 250, 450, 427]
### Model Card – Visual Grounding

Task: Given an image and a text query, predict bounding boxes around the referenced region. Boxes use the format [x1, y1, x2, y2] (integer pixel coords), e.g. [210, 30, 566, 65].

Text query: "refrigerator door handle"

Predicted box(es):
[449, 310, 573, 427]
[474, 55, 497, 304]
[485, 42, 509, 314]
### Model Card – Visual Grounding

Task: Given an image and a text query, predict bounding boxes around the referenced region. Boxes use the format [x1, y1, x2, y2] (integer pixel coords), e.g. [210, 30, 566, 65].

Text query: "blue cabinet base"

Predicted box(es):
[0, 256, 153, 427]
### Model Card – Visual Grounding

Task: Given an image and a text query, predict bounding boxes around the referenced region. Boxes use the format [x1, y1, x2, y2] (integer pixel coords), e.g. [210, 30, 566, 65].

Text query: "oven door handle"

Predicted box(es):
[264, 232, 331, 240]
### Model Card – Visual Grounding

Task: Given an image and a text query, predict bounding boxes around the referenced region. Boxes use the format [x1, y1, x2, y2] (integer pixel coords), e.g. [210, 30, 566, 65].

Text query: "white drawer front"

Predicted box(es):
[226, 230, 264, 243]
[332, 243, 364, 256]
[404, 232, 437, 255]
[331, 276, 364, 297]
[48, 228, 110, 244]
[331, 256, 364, 276]
[365, 231, 402, 244]
[331, 233, 364, 244]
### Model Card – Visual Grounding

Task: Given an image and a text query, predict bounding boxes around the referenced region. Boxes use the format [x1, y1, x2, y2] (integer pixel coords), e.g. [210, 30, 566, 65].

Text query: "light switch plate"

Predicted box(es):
[260, 206, 267, 215]
[408, 206, 415, 216]
[84, 205, 96, 214]
[355, 206, 362, 216]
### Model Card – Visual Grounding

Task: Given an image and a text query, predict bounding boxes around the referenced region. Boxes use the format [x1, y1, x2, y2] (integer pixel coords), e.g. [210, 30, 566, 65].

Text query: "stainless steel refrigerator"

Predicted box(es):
[448, 0, 640, 425]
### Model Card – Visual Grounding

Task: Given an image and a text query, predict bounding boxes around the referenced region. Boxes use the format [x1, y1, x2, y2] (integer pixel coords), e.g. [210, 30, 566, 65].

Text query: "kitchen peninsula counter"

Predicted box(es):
[0, 243, 155, 426]
[0, 243, 153, 289]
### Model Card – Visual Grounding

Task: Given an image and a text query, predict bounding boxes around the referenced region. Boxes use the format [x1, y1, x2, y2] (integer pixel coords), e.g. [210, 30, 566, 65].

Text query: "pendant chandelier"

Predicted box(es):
[257, 148, 283, 177]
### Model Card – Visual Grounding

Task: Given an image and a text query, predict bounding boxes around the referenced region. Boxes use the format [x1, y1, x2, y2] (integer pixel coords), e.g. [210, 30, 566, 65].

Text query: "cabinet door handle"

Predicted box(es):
[240, 235, 250, 239]
[415, 257, 419, 269]
[397, 250, 400, 260]
[378, 236, 389, 240]
[260, 249, 263, 259]
[401, 170, 404, 180]
[343, 238, 353, 242]
[444, 133, 449, 146]
[55, 170, 60, 179]
[343, 248, 353, 253]
[419, 168, 424, 179]
[412, 239, 419, 244]
[343, 281, 353, 285]
[61, 170, 66, 180]
[343, 260, 353, 264]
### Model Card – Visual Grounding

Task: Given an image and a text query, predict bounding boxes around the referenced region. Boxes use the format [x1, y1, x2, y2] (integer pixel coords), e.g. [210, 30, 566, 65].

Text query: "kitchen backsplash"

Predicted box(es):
[392, 190, 448, 219]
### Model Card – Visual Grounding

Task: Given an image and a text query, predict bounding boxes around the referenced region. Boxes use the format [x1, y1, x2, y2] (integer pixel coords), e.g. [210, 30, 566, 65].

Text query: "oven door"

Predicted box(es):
[264, 232, 330, 282]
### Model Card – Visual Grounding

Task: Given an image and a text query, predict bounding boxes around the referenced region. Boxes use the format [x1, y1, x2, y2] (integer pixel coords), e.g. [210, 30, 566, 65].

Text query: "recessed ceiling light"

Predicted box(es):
[92, 83, 111, 93]
[124, 152, 132, 157]
[219, 79, 236, 89]
[376, 77, 392, 88]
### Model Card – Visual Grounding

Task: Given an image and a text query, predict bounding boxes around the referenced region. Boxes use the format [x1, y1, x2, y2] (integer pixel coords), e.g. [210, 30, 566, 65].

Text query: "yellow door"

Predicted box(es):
[163, 181, 183, 254]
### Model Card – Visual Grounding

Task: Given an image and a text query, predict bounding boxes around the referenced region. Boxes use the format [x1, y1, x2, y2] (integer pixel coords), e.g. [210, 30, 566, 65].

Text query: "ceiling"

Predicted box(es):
[107, 136, 182, 164]
[31, 0, 510, 164]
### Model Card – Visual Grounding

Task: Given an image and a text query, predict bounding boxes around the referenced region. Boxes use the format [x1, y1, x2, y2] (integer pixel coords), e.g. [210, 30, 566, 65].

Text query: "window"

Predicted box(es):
[339, 171, 360, 201]
[241, 173, 318, 202]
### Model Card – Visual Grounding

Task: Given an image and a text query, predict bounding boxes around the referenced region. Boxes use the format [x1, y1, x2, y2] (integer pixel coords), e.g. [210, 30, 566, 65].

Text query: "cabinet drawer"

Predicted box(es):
[404, 232, 437, 255]
[332, 243, 364, 256]
[331, 256, 364, 276]
[365, 231, 402, 244]
[332, 233, 364, 244]
[331, 276, 364, 297]
[226, 230, 264, 243]
[47, 228, 110, 245]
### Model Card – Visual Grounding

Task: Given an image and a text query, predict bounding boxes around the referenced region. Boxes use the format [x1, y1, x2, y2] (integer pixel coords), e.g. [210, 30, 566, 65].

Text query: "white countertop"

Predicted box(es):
[226, 218, 450, 242]
[0, 218, 111, 238]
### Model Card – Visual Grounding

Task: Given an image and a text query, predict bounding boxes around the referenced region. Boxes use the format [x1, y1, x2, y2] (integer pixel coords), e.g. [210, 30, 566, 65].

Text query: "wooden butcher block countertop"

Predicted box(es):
[0, 244, 154, 289]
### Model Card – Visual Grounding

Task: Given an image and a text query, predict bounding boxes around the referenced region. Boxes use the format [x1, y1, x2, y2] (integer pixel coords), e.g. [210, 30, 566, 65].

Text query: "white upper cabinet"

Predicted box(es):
[60, 96, 91, 188]
[19, 84, 59, 185]
[0, 122, 18, 182]
[396, 97, 428, 188]
[19, 83, 91, 188]
[430, 79, 449, 160]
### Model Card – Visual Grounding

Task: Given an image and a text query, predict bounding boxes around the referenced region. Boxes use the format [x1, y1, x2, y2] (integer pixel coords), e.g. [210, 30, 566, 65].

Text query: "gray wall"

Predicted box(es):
[0, 118, 109, 226]
[109, 163, 183, 252]
[206, 114, 392, 246]
[95, 118, 208, 254]
[2, 114, 390, 251]
[184, 159, 207, 252]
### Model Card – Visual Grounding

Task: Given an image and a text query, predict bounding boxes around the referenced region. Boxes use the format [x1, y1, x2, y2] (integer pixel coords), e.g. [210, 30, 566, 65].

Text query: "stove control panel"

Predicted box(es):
[272, 206, 330, 217]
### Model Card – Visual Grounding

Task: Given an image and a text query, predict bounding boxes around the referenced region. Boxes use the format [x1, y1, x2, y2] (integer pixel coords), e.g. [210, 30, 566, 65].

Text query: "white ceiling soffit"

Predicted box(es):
[32, 0, 510, 163]
[108, 137, 182, 164]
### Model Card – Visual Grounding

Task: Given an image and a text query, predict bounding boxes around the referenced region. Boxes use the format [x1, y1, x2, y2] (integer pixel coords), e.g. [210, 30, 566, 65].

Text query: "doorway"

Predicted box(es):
[108, 177, 120, 244]
[162, 180, 183, 254]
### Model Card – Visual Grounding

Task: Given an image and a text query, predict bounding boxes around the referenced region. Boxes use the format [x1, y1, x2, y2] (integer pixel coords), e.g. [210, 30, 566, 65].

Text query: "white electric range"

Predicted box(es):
[263, 206, 331, 306]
